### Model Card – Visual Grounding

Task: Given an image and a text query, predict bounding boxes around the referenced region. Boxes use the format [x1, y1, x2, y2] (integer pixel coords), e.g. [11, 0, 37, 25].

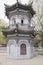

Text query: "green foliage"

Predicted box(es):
[34, 42, 39, 47]
[41, 41, 43, 47]
[33, 6, 43, 47]
[38, 7, 43, 47]
[39, 21, 43, 40]
[0, 26, 6, 43]
[0, 19, 8, 43]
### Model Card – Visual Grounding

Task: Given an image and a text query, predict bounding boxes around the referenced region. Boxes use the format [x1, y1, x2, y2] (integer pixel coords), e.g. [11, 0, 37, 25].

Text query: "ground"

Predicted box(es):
[0, 47, 43, 65]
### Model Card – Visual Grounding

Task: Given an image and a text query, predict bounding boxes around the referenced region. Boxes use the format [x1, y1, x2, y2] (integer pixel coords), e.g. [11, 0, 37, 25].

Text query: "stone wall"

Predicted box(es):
[7, 38, 34, 59]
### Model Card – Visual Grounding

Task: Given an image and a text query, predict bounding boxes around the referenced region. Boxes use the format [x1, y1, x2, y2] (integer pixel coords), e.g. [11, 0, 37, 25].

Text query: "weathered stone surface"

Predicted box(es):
[7, 39, 34, 59]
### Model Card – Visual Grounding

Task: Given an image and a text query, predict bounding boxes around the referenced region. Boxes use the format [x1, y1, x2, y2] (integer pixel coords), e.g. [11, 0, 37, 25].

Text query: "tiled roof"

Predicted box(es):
[4, 2, 35, 17]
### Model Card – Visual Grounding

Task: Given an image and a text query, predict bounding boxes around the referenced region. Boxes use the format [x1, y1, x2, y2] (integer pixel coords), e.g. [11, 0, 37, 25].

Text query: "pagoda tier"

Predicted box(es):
[2, 2, 36, 37]
[4, 2, 35, 18]
[2, 24, 35, 37]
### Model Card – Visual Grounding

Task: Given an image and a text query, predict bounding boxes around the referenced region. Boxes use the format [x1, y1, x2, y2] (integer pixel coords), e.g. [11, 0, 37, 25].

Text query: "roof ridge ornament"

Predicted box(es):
[4, 3, 10, 8]
[29, 1, 33, 6]
[17, 0, 21, 4]
[16, 0, 19, 7]
[17, 0, 18, 3]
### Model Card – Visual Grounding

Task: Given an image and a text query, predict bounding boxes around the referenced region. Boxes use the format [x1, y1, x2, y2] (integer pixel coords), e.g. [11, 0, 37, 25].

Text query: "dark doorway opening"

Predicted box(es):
[21, 20, 23, 25]
[20, 44, 26, 55]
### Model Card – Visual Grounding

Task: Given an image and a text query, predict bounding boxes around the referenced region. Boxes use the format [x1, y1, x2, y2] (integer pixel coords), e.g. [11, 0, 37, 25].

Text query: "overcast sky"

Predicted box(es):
[0, 0, 43, 22]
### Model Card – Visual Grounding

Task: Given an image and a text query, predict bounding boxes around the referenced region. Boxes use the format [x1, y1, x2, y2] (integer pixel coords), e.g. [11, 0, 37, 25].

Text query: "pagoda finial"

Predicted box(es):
[17, 0, 18, 3]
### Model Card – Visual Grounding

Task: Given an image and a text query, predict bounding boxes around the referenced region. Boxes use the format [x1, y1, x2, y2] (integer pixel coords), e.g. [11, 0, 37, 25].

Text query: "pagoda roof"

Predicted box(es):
[2, 25, 35, 37]
[4, 2, 35, 17]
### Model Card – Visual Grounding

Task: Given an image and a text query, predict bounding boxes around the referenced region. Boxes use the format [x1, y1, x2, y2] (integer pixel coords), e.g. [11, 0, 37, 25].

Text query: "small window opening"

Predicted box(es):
[14, 18, 16, 24]
[21, 20, 23, 25]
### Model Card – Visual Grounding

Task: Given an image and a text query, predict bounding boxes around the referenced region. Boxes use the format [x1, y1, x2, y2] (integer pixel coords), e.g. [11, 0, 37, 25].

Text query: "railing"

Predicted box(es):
[18, 23, 34, 31]
[2, 23, 35, 31]
[2, 24, 16, 31]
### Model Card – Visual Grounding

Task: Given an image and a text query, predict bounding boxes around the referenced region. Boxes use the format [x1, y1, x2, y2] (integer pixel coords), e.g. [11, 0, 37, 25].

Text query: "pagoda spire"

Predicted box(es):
[17, 0, 18, 3]
[17, 0, 21, 4]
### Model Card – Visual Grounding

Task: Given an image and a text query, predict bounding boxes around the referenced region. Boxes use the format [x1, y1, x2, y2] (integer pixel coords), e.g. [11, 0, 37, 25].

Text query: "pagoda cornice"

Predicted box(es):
[4, 2, 35, 18]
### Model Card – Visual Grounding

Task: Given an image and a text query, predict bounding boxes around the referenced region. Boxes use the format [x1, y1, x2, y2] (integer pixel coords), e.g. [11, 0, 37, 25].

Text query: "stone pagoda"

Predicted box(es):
[2, 1, 36, 59]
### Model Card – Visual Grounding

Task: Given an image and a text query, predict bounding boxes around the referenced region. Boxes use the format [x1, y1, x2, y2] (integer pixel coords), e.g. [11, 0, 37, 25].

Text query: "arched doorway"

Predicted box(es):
[20, 44, 26, 55]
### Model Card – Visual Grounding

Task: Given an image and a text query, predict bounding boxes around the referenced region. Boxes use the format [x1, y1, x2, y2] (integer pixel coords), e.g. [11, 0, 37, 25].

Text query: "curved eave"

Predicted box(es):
[2, 28, 35, 37]
[2, 29, 16, 37]
[5, 2, 32, 12]
[5, 2, 35, 18]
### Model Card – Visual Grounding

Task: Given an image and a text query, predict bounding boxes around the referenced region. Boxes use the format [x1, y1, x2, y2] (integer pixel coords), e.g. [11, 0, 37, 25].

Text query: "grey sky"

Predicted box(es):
[0, 0, 30, 22]
[0, 0, 43, 22]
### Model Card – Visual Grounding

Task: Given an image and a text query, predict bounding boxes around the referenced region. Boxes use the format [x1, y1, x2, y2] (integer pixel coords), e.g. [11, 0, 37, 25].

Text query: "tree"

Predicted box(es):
[31, 5, 43, 47]
[39, 21, 43, 47]
[0, 19, 9, 44]
[36, 6, 43, 47]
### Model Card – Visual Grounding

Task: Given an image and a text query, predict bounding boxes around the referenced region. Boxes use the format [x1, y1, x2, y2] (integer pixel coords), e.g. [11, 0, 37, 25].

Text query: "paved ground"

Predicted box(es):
[0, 47, 43, 65]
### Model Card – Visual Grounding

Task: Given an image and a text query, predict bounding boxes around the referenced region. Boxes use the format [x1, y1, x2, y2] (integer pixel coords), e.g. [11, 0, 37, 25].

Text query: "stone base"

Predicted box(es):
[7, 39, 34, 59]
